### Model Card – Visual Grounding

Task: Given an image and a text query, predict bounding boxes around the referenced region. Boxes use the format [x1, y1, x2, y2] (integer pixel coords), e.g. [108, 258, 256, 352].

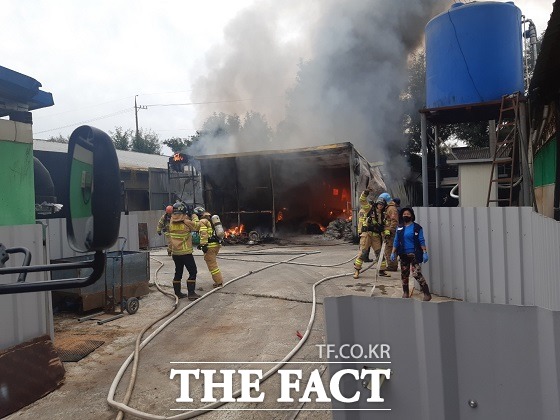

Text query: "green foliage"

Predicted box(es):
[46, 134, 69, 143]
[163, 137, 192, 153]
[131, 128, 161, 154]
[110, 126, 132, 151]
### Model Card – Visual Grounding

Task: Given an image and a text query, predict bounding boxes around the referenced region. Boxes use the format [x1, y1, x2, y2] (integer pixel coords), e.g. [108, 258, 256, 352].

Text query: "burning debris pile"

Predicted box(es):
[323, 218, 354, 241]
[222, 225, 274, 245]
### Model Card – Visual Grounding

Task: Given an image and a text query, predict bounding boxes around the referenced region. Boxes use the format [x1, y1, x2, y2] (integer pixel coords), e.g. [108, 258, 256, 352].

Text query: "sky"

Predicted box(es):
[1, 0, 556, 160]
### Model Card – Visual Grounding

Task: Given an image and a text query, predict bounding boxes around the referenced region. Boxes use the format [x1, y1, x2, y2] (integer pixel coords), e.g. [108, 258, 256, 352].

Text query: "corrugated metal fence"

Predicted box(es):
[415, 206, 560, 310]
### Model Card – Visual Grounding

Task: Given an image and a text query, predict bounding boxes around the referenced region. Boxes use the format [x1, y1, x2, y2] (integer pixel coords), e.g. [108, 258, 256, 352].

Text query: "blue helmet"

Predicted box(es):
[378, 192, 391, 203]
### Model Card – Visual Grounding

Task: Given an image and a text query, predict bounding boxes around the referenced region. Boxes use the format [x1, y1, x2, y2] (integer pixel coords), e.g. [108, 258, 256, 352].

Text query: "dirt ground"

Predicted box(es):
[5, 238, 449, 420]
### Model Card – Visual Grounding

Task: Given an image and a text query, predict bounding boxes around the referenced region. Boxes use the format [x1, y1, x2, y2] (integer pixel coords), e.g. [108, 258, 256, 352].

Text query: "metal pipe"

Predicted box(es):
[421, 113, 429, 206]
[519, 102, 533, 206]
[434, 125, 441, 206]
[269, 159, 276, 237]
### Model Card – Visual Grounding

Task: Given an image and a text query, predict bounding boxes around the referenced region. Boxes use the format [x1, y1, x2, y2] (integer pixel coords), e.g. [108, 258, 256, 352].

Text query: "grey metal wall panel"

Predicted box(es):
[44, 214, 139, 260]
[129, 210, 167, 248]
[0, 224, 53, 351]
[324, 296, 560, 420]
[415, 207, 560, 310]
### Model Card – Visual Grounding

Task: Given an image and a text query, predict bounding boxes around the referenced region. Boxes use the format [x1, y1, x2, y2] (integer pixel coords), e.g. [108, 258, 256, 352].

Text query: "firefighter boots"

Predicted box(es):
[187, 280, 201, 301]
[172, 281, 187, 299]
[353, 269, 360, 279]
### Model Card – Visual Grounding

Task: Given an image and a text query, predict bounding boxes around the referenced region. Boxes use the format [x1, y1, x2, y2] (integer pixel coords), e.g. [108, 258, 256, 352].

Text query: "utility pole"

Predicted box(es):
[134, 95, 147, 145]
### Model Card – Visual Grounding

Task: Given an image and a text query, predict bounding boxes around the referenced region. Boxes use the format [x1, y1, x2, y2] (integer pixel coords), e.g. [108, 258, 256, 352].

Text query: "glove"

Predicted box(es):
[383, 230, 390, 236]
[390, 253, 396, 262]
[363, 190, 370, 196]
[422, 252, 429, 263]
[200, 245, 208, 253]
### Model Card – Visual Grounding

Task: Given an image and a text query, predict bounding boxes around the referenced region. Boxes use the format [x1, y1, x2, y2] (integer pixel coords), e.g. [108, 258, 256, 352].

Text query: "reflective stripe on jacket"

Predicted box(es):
[199, 218, 220, 248]
[168, 214, 199, 255]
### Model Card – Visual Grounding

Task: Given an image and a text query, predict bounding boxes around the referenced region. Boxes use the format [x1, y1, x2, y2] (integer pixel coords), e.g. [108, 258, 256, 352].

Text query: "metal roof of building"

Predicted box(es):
[33, 139, 171, 170]
[195, 142, 360, 169]
[447, 146, 491, 164]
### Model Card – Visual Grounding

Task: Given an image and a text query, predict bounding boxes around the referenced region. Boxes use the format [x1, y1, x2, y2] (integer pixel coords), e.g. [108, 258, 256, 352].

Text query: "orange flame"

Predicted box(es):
[276, 211, 283, 222]
[173, 153, 184, 162]
[225, 224, 245, 238]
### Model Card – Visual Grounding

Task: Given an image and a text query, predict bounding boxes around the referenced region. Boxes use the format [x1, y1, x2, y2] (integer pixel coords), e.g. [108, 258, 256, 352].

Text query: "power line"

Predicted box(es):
[35, 107, 134, 134]
[144, 98, 255, 107]
[36, 96, 134, 118]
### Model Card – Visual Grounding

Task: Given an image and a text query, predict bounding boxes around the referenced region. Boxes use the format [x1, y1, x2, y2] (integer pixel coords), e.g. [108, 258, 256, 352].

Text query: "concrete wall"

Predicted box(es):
[415, 206, 560, 310]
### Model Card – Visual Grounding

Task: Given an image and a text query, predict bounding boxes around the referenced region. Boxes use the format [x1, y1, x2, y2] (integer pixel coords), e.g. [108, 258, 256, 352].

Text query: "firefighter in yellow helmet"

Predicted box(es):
[168, 202, 200, 300]
[354, 191, 389, 279]
[157, 205, 174, 255]
[193, 206, 223, 288]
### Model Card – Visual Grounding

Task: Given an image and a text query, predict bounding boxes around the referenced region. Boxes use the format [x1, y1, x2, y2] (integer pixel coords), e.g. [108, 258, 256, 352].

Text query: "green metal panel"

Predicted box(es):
[0, 141, 35, 226]
[534, 137, 557, 187]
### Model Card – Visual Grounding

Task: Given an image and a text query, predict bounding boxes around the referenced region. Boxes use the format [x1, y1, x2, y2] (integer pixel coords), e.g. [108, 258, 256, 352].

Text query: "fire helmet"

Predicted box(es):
[165, 205, 173, 214]
[193, 206, 206, 217]
[172, 202, 187, 214]
[378, 192, 391, 203]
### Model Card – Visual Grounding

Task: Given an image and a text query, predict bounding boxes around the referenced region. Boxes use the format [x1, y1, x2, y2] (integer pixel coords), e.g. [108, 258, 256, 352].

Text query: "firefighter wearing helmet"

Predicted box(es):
[168, 202, 201, 300]
[354, 190, 389, 279]
[382, 193, 399, 271]
[193, 206, 224, 288]
[156, 205, 174, 256]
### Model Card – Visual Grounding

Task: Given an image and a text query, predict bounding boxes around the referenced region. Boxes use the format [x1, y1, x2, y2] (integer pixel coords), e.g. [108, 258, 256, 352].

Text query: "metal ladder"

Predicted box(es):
[486, 93, 521, 207]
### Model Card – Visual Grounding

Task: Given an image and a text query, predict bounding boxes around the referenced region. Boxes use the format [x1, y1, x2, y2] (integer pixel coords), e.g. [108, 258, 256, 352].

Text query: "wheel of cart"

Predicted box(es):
[122, 296, 139, 315]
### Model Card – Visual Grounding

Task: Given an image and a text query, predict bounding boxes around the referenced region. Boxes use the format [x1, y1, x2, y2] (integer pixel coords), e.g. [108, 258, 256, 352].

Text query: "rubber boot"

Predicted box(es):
[173, 281, 187, 299]
[187, 280, 201, 301]
[402, 284, 410, 298]
[421, 283, 432, 301]
[353, 268, 360, 279]
[363, 249, 372, 263]
[378, 270, 389, 277]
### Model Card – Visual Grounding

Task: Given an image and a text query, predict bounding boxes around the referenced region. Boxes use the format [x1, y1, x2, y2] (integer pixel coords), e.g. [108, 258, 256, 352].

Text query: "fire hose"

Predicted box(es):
[108, 248, 376, 419]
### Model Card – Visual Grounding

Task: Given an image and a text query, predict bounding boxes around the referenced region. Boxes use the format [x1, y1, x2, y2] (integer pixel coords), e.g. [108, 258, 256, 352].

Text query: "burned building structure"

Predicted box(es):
[196, 142, 385, 239]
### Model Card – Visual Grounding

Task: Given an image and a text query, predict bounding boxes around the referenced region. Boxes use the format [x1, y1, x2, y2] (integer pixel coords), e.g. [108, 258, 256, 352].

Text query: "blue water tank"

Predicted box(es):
[425, 1, 524, 109]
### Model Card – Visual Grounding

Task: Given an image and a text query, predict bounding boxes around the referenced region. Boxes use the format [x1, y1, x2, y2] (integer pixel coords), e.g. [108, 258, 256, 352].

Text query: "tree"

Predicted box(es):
[163, 137, 190, 153]
[47, 134, 68, 143]
[110, 127, 132, 151]
[131, 128, 161, 154]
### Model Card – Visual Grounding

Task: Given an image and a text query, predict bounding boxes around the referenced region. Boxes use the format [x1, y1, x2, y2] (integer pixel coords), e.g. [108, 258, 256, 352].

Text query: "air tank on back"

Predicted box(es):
[425, 1, 524, 109]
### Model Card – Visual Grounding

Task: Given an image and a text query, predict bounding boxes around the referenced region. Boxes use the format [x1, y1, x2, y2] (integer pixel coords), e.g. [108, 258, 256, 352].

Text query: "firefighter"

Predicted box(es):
[356, 191, 373, 262]
[157, 205, 174, 255]
[383, 194, 399, 271]
[193, 206, 224, 288]
[168, 202, 201, 300]
[354, 192, 389, 279]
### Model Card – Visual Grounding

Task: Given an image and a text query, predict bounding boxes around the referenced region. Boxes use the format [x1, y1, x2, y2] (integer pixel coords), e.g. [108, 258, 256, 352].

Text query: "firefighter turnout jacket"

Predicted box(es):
[168, 214, 200, 255]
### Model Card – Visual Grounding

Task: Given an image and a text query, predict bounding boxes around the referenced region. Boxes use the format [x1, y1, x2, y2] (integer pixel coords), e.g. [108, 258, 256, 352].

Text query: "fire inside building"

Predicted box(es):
[193, 143, 385, 240]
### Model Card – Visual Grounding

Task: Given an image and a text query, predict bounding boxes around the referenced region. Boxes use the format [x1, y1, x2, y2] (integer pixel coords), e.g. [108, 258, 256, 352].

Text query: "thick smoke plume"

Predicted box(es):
[190, 0, 451, 177]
